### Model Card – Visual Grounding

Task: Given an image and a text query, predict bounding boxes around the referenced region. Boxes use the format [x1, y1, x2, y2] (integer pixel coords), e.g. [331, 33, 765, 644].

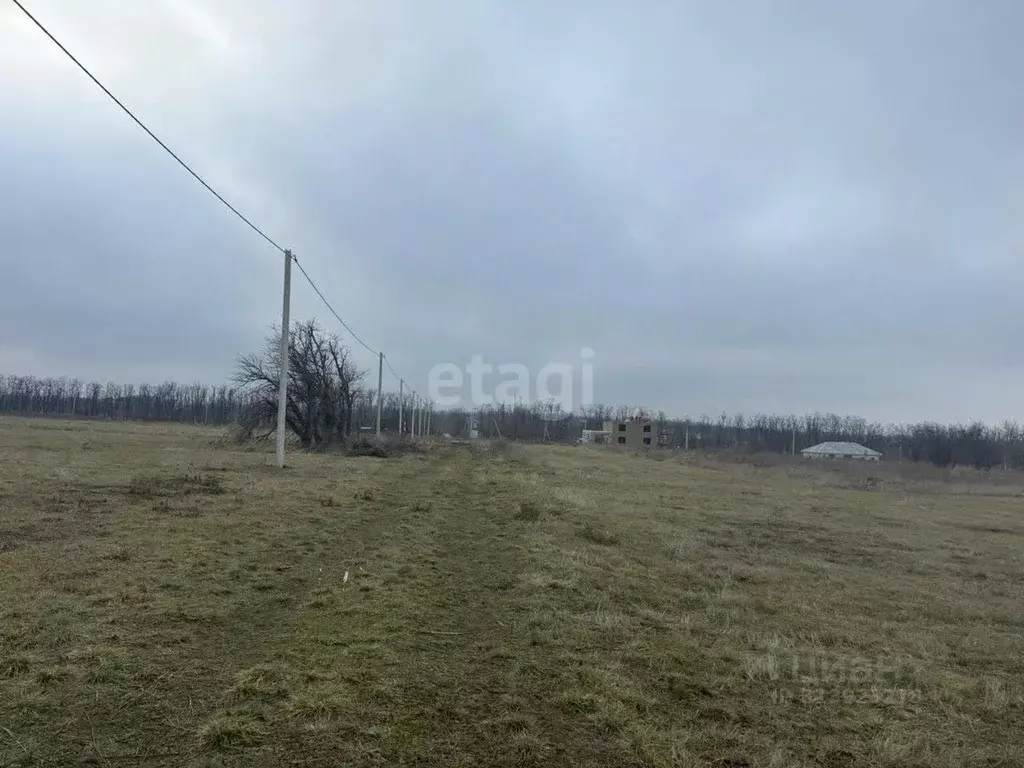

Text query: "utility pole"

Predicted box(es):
[426, 403, 432, 435]
[791, 426, 796, 456]
[398, 379, 404, 435]
[684, 425, 690, 451]
[375, 352, 383, 437]
[276, 249, 293, 469]
[412, 396, 417, 438]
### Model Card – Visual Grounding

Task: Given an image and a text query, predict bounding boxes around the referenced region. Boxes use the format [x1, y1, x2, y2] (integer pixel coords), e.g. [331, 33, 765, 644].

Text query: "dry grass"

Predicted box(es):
[1, 417, 1022, 767]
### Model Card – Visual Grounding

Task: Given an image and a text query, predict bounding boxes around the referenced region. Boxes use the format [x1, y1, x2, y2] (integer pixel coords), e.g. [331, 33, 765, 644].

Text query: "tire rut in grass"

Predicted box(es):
[380, 450, 636, 767]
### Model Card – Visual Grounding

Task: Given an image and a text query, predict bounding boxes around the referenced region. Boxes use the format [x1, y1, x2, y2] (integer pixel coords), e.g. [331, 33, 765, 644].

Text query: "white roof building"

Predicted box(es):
[801, 441, 882, 461]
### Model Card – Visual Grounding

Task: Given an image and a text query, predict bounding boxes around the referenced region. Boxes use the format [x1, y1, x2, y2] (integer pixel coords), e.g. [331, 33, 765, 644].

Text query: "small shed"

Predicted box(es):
[801, 441, 881, 461]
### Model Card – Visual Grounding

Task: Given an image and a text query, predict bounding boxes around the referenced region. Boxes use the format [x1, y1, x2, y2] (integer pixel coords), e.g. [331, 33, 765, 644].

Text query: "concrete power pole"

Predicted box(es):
[398, 380, 404, 435]
[411, 396, 417, 439]
[375, 352, 383, 437]
[426, 403, 432, 435]
[276, 249, 293, 469]
[791, 427, 796, 456]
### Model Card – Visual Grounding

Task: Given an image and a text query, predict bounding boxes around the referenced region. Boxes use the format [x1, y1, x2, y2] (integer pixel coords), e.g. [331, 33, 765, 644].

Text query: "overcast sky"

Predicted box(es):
[2, 0, 1021, 424]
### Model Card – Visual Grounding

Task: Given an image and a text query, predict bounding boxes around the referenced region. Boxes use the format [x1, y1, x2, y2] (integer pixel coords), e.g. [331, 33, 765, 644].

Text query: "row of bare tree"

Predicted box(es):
[0, 375, 249, 424]
[3, 320, 1023, 467]
[450, 405, 1024, 469]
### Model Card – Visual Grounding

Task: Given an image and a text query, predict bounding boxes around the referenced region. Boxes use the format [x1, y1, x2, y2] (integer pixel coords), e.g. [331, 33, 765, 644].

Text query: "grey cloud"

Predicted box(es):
[2, 0, 1022, 422]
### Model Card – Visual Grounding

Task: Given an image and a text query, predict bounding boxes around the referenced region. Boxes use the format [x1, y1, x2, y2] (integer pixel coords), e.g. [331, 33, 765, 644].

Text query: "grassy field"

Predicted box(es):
[1, 417, 1022, 767]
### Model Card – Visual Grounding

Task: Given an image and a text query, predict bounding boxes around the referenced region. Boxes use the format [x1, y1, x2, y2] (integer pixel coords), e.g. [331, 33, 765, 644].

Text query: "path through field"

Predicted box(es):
[1, 418, 1022, 766]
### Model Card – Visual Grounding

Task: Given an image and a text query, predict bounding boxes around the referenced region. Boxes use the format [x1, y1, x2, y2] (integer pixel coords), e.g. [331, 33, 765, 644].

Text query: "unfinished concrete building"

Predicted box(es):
[603, 418, 657, 448]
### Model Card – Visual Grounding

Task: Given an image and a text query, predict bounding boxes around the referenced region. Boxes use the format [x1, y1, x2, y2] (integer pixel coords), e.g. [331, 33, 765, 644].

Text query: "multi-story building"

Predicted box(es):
[603, 418, 656, 448]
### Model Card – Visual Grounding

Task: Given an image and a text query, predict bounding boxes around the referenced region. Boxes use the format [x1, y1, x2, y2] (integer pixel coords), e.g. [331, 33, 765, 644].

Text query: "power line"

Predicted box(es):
[383, 355, 418, 397]
[291, 259, 378, 356]
[10, 0, 286, 255]
[12, 0, 408, 377]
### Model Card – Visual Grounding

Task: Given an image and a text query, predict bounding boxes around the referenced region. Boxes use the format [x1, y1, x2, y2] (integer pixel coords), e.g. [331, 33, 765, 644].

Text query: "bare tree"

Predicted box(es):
[234, 320, 366, 449]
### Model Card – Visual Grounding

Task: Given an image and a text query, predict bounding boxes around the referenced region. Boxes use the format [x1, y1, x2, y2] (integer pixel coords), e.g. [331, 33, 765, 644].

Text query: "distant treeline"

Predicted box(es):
[2, 374, 1021, 469]
[436, 404, 1024, 470]
[0, 375, 406, 434]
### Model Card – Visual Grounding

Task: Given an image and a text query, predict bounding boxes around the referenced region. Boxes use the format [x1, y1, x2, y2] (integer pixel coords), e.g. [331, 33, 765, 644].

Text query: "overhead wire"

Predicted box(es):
[384, 355, 417, 398]
[10, 0, 285, 255]
[11, 0, 424, 393]
[291, 259, 378, 356]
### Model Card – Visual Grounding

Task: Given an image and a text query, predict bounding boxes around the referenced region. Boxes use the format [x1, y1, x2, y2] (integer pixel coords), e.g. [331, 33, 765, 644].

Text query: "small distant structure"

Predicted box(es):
[579, 429, 612, 445]
[801, 441, 881, 461]
[603, 418, 657, 449]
